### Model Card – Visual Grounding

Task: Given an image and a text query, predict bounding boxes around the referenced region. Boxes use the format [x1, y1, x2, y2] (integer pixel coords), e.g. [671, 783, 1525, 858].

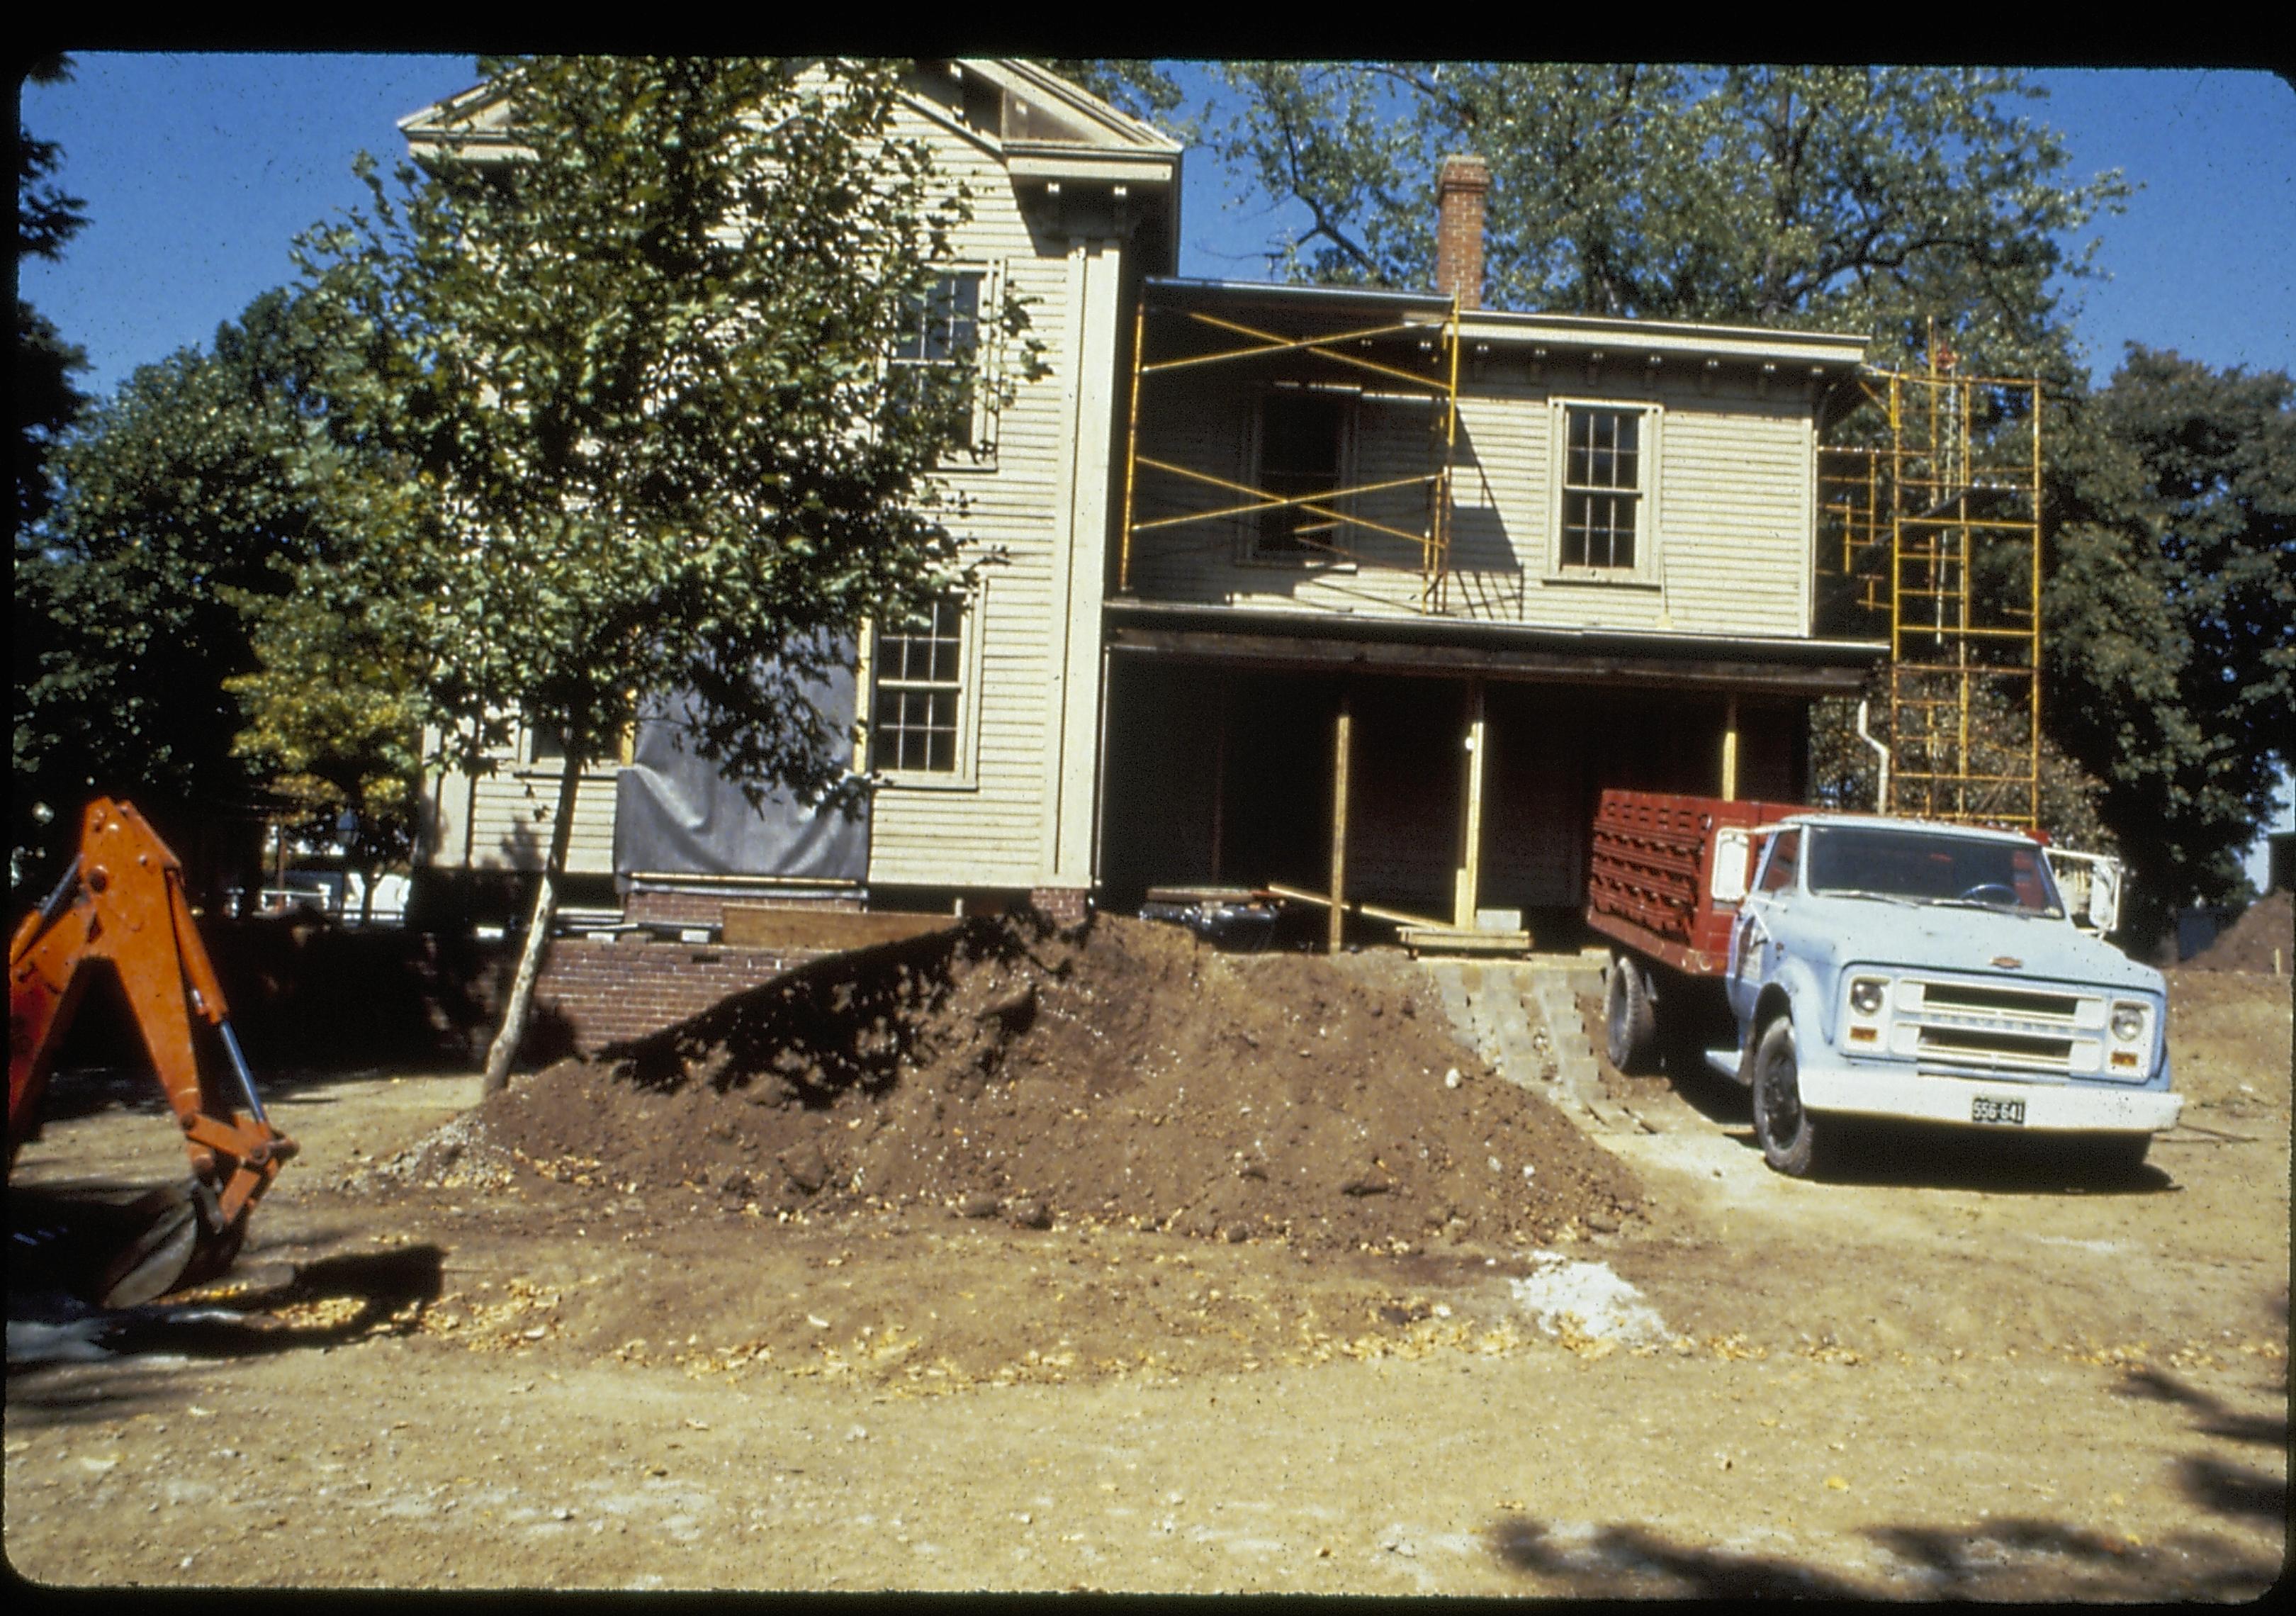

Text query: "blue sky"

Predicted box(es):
[20, 58, 2294, 396]
[19, 57, 2295, 880]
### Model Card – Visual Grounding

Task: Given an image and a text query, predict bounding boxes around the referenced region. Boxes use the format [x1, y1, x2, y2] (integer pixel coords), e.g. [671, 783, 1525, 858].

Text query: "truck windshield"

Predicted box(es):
[1804, 826, 2064, 916]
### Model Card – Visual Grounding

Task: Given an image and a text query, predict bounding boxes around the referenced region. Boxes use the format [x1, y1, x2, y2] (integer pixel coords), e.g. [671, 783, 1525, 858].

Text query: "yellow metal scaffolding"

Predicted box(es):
[1118, 286, 1462, 610]
[1818, 354, 2045, 829]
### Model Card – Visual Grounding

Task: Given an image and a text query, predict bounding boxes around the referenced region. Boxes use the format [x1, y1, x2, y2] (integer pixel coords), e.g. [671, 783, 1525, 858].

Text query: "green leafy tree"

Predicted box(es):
[14, 57, 91, 886]
[12, 294, 334, 893]
[16, 52, 88, 533]
[227, 583, 427, 925]
[2044, 347, 2295, 940]
[1192, 64, 2123, 380]
[293, 57, 1029, 1091]
[1040, 60, 1190, 132]
[1806, 679, 2117, 858]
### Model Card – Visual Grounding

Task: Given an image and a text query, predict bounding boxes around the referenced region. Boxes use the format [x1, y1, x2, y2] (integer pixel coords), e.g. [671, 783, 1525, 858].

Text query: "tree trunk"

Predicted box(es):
[481, 751, 584, 1096]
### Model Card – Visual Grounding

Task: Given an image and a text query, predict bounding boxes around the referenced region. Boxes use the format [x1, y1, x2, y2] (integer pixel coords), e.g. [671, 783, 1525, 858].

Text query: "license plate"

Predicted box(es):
[1971, 1095, 2026, 1126]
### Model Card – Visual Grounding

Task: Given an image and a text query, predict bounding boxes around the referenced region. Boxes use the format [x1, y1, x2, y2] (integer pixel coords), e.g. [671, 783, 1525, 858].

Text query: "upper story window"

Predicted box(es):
[522, 707, 634, 771]
[1553, 401, 1658, 580]
[868, 595, 969, 776]
[892, 271, 984, 378]
[1251, 387, 1351, 561]
[890, 269, 998, 465]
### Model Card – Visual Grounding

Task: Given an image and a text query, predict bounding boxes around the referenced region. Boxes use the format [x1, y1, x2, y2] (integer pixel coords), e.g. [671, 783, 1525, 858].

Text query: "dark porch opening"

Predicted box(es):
[1097, 656, 1808, 938]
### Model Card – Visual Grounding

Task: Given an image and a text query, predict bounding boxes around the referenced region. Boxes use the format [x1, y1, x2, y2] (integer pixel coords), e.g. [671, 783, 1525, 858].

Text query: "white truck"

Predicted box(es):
[1586, 790, 2178, 1178]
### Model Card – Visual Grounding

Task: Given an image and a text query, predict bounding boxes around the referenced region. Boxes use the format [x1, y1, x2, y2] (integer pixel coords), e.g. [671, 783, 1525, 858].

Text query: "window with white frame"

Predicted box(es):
[522, 707, 635, 770]
[1554, 402, 1655, 577]
[868, 596, 969, 775]
[889, 267, 998, 461]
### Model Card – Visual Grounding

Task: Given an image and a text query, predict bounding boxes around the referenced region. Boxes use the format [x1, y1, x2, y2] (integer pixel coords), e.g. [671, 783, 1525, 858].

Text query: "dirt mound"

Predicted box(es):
[459, 912, 1640, 1251]
[2184, 889, 2292, 973]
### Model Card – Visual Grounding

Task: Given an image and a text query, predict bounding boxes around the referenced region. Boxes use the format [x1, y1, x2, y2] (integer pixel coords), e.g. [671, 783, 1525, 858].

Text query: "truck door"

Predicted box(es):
[1727, 827, 1799, 1026]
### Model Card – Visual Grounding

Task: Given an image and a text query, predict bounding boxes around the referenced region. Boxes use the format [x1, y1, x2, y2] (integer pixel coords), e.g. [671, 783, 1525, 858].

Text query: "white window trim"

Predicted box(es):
[1546, 396, 1662, 586]
[514, 714, 631, 780]
[891, 260, 1006, 474]
[1238, 383, 1361, 571]
[860, 582, 987, 791]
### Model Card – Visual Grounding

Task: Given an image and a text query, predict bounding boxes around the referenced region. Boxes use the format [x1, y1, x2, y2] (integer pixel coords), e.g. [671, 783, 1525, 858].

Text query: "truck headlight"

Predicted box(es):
[2110, 1001, 2148, 1042]
[1849, 977, 1886, 1016]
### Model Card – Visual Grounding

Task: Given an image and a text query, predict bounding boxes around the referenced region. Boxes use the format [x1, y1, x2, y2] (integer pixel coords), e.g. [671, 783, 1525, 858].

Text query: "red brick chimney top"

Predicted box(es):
[1435, 154, 1490, 310]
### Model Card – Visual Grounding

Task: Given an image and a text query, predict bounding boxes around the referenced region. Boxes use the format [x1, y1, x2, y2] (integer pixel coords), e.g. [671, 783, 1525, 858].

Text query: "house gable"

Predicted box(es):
[407, 60, 1177, 906]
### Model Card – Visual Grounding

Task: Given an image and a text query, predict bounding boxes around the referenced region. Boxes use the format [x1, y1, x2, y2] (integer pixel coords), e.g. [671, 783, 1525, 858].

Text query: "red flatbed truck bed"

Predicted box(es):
[1583, 789, 1803, 976]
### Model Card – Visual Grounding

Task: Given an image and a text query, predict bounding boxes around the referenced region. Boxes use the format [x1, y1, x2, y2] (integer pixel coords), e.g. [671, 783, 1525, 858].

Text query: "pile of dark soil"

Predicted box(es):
[2184, 889, 2292, 974]
[463, 912, 1640, 1251]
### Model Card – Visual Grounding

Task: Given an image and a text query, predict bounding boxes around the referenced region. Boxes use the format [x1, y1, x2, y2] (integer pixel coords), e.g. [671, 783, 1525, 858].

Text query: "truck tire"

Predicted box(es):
[1752, 1016, 1823, 1177]
[1604, 955, 1658, 1074]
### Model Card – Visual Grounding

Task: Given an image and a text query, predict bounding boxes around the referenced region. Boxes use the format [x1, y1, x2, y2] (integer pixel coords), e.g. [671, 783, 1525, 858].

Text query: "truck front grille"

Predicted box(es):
[1890, 977, 2114, 1079]
[1919, 983, 2083, 1023]
[1917, 1025, 2077, 1073]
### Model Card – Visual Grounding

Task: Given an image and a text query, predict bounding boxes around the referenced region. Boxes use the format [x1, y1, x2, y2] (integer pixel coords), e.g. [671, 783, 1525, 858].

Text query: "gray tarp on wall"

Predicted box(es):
[613, 659, 869, 882]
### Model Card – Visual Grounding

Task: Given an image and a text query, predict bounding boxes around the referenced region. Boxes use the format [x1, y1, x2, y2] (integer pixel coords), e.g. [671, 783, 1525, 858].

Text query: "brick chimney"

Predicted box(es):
[1434, 154, 1490, 310]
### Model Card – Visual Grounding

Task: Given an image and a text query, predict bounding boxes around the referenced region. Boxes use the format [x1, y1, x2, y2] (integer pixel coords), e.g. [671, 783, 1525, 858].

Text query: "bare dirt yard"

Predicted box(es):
[6, 914, 2288, 1598]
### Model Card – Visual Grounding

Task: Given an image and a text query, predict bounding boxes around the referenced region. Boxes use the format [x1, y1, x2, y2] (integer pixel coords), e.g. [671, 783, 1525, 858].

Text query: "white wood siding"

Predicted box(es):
[422, 753, 621, 877]
[430, 89, 1139, 895]
[862, 102, 1118, 891]
[1126, 362, 1817, 641]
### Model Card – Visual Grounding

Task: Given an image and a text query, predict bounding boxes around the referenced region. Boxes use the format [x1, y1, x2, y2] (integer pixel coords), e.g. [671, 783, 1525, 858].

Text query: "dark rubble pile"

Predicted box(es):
[454, 911, 1641, 1251]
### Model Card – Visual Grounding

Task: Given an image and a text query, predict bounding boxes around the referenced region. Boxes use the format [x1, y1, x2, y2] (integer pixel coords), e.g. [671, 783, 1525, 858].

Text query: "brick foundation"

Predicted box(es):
[1028, 887, 1092, 928]
[621, 889, 731, 928]
[531, 937, 827, 1055]
[622, 887, 863, 928]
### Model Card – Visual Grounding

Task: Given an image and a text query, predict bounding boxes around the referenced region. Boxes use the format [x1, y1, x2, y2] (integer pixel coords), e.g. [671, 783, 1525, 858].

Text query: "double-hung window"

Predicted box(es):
[1553, 402, 1657, 579]
[868, 596, 969, 777]
[889, 267, 998, 464]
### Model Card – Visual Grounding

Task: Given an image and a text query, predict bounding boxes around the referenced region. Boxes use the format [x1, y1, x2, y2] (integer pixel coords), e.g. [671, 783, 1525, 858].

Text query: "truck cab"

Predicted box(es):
[1723, 814, 2178, 1175]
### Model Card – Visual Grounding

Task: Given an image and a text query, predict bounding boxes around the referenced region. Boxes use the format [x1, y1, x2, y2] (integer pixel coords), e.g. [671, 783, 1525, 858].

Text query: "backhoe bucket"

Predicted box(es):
[91, 1180, 242, 1310]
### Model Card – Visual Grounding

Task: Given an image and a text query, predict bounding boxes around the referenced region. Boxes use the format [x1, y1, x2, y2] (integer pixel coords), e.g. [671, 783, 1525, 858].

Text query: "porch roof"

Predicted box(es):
[1103, 600, 1885, 697]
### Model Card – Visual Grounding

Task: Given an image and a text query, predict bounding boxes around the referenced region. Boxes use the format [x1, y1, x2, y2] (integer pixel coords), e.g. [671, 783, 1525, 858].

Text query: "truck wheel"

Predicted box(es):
[1604, 957, 1658, 1074]
[1752, 1016, 1822, 1177]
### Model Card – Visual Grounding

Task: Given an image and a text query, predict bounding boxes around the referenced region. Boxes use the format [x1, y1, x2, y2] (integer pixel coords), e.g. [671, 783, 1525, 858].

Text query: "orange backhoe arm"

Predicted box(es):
[9, 799, 296, 1246]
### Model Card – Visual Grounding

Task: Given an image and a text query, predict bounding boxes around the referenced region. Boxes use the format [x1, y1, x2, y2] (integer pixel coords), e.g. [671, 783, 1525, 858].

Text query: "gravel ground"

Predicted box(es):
[6, 953, 2285, 1597]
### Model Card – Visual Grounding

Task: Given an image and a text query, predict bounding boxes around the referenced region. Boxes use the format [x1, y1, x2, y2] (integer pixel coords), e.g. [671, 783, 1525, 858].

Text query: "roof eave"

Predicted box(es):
[1006, 146, 1181, 187]
[1457, 308, 1868, 371]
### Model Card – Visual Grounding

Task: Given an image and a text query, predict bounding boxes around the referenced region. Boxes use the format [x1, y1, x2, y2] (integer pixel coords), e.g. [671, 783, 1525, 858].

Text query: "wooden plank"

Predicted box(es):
[721, 905, 958, 952]
[1399, 925, 1532, 957]
[1264, 882, 1446, 931]
[1146, 885, 1261, 905]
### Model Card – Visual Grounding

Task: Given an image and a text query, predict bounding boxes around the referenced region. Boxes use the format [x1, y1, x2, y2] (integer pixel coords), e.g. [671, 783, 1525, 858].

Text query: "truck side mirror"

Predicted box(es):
[2049, 850, 2122, 934]
[2085, 860, 2122, 934]
[1711, 827, 1752, 905]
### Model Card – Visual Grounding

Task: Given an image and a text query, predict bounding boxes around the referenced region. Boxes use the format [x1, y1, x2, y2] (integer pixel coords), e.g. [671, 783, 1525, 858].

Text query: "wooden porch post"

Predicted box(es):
[1327, 690, 1352, 955]
[1453, 675, 1488, 929]
[1721, 693, 1741, 802]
